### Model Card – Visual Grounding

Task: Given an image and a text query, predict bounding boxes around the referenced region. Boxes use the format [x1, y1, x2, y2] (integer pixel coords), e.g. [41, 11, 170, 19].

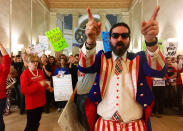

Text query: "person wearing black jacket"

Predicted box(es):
[13, 55, 25, 114]
[68, 54, 79, 90]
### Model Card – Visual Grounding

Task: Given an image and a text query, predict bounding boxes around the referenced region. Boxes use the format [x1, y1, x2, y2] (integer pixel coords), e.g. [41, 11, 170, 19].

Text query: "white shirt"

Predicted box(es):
[97, 52, 143, 122]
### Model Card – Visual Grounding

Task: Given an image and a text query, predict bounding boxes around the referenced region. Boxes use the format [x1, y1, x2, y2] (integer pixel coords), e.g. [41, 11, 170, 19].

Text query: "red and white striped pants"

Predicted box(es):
[95, 117, 147, 131]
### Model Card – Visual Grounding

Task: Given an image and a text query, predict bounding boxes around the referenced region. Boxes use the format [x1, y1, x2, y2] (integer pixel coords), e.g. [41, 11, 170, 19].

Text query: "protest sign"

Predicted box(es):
[45, 27, 68, 52]
[101, 32, 111, 52]
[153, 78, 165, 86]
[181, 73, 183, 84]
[164, 39, 178, 57]
[53, 75, 73, 101]
[32, 44, 44, 57]
[58, 98, 85, 131]
[39, 35, 49, 50]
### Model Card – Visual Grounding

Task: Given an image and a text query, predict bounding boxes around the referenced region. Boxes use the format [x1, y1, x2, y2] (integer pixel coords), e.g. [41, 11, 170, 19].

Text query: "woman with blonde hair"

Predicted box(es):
[20, 54, 52, 131]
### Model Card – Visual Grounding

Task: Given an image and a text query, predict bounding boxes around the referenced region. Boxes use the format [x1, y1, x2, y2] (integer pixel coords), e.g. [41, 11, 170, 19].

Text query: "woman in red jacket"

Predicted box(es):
[0, 43, 11, 131]
[20, 54, 52, 131]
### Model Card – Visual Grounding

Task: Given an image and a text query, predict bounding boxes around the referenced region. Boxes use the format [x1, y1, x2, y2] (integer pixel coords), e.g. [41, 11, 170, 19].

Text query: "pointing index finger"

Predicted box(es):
[87, 8, 93, 21]
[150, 6, 160, 20]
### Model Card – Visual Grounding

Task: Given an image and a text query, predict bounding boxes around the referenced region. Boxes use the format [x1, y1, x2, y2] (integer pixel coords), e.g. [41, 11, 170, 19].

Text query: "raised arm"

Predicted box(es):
[141, 6, 166, 70]
[0, 42, 11, 74]
[0, 42, 9, 56]
[85, 8, 101, 49]
[78, 8, 102, 73]
[141, 6, 160, 52]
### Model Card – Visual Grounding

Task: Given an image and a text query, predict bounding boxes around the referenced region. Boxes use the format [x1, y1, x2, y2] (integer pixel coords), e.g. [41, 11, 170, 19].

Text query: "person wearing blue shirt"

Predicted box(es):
[54, 57, 70, 112]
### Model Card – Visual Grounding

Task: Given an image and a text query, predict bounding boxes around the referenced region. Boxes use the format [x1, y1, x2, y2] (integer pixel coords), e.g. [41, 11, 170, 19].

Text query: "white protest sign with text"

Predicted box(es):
[164, 39, 178, 57]
[53, 75, 73, 101]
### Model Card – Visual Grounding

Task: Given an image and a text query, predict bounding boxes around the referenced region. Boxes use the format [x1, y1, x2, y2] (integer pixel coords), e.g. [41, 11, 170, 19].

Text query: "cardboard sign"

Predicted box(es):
[164, 40, 178, 57]
[58, 98, 85, 131]
[53, 75, 73, 101]
[45, 27, 68, 52]
[101, 32, 111, 52]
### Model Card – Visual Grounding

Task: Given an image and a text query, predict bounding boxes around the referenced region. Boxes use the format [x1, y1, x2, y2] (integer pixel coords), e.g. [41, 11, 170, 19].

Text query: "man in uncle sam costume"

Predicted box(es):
[78, 6, 167, 131]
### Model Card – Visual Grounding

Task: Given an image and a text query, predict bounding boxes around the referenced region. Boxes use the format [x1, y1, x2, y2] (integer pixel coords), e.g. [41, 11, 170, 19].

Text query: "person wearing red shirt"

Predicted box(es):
[0, 43, 11, 131]
[177, 57, 183, 116]
[20, 54, 53, 131]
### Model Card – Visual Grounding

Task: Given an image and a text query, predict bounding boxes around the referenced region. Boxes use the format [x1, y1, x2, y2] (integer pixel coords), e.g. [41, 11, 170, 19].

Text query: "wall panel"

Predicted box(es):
[12, 0, 31, 51]
[0, 0, 10, 48]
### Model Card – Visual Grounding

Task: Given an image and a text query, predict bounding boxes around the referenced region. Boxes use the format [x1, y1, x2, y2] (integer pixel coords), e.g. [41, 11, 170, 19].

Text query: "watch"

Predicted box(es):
[145, 37, 158, 47]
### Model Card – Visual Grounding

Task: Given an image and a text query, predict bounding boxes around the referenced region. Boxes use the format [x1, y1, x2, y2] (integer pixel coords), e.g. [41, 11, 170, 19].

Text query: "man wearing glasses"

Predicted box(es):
[78, 6, 167, 131]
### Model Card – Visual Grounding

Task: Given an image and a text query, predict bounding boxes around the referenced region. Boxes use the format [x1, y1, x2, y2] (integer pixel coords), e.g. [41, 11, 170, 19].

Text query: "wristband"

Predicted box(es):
[85, 41, 96, 50]
[145, 37, 158, 47]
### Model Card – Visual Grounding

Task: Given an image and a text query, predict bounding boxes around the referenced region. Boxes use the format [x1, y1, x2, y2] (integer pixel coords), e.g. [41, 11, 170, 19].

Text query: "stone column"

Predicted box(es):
[121, 12, 129, 25]
[122, 15, 130, 25]
[100, 13, 106, 32]
[99, 13, 106, 41]
[56, 14, 65, 33]
[72, 14, 79, 30]
[72, 13, 79, 55]
[72, 14, 79, 43]
[117, 14, 122, 23]
[49, 12, 57, 29]
[49, 12, 57, 56]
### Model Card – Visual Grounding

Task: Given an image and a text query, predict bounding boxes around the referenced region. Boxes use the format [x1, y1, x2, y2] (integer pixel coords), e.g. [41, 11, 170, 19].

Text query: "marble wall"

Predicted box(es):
[0, 0, 49, 54]
[1, 0, 183, 54]
[129, 0, 142, 52]
[0, 0, 10, 48]
[130, 0, 183, 53]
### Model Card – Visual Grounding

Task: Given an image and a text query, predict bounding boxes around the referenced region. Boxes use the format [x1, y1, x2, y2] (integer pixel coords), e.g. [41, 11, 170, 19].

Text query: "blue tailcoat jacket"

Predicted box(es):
[78, 48, 167, 131]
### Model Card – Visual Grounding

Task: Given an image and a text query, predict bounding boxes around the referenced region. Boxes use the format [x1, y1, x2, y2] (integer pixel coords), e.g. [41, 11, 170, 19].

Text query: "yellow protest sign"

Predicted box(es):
[45, 27, 68, 52]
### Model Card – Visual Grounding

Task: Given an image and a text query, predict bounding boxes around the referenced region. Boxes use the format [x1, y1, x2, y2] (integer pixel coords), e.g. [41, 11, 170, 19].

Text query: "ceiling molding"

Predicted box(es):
[44, 0, 134, 9]
[50, 8, 129, 15]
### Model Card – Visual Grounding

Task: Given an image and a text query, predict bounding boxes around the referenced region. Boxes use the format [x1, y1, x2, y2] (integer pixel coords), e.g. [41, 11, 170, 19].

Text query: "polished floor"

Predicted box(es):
[4, 107, 183, 131]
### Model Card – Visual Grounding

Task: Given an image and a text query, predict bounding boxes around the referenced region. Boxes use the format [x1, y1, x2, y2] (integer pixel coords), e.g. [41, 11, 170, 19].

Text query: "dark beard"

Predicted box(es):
[110, 41, 130, 57]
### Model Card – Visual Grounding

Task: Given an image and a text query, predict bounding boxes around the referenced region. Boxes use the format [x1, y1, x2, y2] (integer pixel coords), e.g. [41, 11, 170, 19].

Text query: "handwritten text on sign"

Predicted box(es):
[45, 27, 68, 52]
[164, 40, 178, 57]
[53, 75, 73, 101]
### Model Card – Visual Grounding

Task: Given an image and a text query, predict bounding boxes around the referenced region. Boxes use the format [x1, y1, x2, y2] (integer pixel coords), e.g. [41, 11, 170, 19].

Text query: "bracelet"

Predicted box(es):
[145, 37, 158, 47]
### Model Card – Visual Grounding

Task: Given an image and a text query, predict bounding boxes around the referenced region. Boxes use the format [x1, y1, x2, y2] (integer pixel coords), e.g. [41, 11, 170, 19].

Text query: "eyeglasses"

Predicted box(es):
[31, 61, 39, 63]
[111, 33, 130, 39]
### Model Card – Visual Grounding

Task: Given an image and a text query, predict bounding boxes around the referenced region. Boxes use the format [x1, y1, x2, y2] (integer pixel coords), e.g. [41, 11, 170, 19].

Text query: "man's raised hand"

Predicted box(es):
[141, 6, 160, 42]
[85, 8, 101, 45]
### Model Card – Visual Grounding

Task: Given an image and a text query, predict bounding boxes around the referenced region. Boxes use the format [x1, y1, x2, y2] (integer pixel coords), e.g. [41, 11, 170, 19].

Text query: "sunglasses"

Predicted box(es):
[111, 33, 130, 39]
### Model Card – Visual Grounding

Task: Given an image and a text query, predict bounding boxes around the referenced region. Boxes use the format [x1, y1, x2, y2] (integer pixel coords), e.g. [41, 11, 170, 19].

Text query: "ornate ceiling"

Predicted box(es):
[43, 0, 134, 9]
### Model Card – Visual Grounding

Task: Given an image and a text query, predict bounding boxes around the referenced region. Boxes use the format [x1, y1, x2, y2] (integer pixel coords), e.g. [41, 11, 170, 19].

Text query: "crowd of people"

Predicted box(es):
[2, 41, 183, 131]
[1, 46, 79, 130]
[151, 55, 183, 117]
[0, 6, 183, 131]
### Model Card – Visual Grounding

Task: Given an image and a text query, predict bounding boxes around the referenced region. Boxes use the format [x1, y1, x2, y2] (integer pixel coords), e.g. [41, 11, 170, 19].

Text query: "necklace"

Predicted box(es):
[29, 69, 38, 77]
